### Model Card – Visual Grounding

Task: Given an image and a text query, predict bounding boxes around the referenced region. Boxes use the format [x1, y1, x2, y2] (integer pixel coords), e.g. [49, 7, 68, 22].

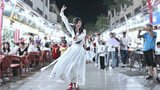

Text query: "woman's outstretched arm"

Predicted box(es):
[60, 5, 74, 35]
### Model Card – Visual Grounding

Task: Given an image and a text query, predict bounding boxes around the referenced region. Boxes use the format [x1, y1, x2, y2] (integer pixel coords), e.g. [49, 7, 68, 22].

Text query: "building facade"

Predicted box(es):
[22, 0, 59, 23]
[108, 0, 143, 28]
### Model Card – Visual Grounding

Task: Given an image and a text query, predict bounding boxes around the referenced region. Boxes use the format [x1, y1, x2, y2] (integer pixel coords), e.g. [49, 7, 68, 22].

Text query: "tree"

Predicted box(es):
[95, 15, 110, 32]
[68, 15, 75, 23]
[84, 23, 96, 34]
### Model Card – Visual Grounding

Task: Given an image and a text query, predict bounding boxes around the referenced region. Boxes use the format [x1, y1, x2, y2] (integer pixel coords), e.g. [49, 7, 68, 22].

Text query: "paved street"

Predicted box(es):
[1, 63, 160, 90]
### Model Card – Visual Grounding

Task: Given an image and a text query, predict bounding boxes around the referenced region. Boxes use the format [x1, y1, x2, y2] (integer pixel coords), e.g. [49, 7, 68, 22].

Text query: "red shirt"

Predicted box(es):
[52, 46, 59, 59]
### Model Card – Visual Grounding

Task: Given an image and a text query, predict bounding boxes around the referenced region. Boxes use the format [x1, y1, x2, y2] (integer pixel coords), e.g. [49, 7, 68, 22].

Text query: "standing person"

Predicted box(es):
[106, 33, 119, 68]
[52, 43, 60, 59]
[42, 37, 48, 48]
[120, 32, 129, 67]
[156, 42, 160, 54]
[41, 5, 86, 90]
[59, 40, 68, 55]
[113, 33, 120, 67]
[36, 36, 41, 43]
[98, 40, 106, 70]
[93, 34, 100, 67]
[138, 23, 160, 83]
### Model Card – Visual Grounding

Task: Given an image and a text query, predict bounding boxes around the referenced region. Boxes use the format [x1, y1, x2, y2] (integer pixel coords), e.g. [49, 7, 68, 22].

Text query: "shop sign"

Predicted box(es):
[145, 10, 160, 25]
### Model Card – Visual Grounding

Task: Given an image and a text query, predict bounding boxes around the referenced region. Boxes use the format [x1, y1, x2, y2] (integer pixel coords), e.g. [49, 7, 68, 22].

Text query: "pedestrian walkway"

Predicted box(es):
[1, 63, 160, 90]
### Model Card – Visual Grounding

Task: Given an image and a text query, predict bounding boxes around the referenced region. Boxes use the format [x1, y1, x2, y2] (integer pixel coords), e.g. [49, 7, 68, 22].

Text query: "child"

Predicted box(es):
[60, 40, 68, 55]
[156, 42, 160, 54]
[98, 40, 106, 70]
[52, 43, 60, 59]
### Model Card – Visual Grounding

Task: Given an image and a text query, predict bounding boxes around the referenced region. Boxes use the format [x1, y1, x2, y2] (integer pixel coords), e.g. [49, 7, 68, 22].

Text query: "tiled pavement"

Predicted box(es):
[1, 63, 160, 90]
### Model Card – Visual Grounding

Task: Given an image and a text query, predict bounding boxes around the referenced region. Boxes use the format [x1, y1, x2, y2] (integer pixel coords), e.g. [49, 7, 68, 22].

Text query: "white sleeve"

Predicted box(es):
[60, 12, 74, 35]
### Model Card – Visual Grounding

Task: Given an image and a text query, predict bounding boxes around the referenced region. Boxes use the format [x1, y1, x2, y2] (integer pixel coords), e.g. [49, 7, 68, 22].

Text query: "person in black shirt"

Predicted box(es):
[18, 42, 27, 57]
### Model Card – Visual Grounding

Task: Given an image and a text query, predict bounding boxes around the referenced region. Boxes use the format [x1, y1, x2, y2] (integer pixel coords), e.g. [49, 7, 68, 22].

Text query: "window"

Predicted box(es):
[37, 8, 43, 15]
[111, 10, 114, 17]
[45, 15, 48, 19]
[46, 0, 48, 7]
[120, 17, 125, 22]
[134, 6, 141, 15]
[24, 0, 33, 7]
[126, 13, 131, 19]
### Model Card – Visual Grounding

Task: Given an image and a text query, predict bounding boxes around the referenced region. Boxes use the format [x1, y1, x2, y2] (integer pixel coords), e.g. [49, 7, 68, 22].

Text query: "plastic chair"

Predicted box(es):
[42, 50, 51, 62]
[1, 55, 22, 81]
[28, 52, 41, 67]
[0, 55, 5, 82]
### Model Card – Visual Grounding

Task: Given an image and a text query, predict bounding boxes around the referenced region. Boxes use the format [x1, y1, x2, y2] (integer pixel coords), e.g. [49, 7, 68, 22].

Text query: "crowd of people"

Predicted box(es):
[85, 32, 129, 70]
[1, 23, 160, 84]
[0, 36, 70, 66]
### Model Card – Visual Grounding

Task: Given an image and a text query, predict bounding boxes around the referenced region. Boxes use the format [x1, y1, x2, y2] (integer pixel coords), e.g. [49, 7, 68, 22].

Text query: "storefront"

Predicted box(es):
[2, 0, 65, 43]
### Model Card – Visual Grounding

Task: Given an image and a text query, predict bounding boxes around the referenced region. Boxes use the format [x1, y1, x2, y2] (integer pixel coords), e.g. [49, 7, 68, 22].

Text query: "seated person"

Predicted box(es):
[18, 42, 27, 57]
[2, 42, 11, 54]
[12, 42, 19, 55]
[42, 43, 51, 51]
[28, 40, 38, 53]
[35, 42, 41, 54]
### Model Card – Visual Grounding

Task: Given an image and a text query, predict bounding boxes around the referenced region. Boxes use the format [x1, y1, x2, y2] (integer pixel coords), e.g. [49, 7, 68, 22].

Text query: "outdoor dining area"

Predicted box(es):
[128, 48, 160, 73]
[0, 50, 52, 82]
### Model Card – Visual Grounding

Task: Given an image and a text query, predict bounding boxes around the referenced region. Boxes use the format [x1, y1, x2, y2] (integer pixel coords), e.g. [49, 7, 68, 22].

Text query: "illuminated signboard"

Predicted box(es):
[145, 10, 160, 26]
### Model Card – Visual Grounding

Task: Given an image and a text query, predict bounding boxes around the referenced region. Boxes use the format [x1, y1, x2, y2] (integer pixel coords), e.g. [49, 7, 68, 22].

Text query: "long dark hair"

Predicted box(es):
[72, 17, 83, 44]
[3, 42, 10, 53]
[72, 17, 83, 35]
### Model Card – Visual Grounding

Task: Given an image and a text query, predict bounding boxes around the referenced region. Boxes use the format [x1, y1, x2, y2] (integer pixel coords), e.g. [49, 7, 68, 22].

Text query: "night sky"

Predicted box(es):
[53, 0, 108, 25]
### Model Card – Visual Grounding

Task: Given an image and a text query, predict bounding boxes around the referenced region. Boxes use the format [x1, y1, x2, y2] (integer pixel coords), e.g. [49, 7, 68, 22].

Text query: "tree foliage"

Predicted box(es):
[85, 15, 110, 34]
[68, 15, 75, 23]
[95, 15, 110, 31]
[84, 23, 96, 34]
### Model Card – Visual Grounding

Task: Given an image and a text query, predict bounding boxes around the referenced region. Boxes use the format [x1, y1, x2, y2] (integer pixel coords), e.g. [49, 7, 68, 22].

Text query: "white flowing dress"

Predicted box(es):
[49, 12, 86, 85]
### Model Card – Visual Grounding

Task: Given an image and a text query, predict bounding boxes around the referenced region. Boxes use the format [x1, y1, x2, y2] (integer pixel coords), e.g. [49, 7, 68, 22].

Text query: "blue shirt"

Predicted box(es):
[142, 32, 157, 51]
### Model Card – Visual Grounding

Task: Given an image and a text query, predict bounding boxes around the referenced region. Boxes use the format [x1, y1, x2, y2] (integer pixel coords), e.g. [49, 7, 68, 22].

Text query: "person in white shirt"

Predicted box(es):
[42, 37, 48, 48]
[93, 34, 100, 67]
[11, 42, 19, 55]
[106, 33, 119, 68]
[156, 42, 160, 54]
[42, 43, 51, 52]
[120, 32, 129, 67]
[28, 40, 38, 53]
[98, 40, 106, 70]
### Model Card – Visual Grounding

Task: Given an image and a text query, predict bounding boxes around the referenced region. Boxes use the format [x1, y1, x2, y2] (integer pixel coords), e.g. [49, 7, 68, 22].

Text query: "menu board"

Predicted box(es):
[12, 4, 37, 28]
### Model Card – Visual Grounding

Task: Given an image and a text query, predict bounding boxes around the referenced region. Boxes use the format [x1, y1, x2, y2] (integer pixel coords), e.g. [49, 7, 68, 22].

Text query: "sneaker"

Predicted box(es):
[146, 76, 153, 80]
[122, 64, 126, 68]
[95, 64, 98, 67]
[156, 78, 160, 83]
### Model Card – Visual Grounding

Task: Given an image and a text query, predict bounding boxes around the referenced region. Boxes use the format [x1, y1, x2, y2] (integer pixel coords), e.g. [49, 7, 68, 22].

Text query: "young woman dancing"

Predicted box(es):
[41, 5, 86, 90]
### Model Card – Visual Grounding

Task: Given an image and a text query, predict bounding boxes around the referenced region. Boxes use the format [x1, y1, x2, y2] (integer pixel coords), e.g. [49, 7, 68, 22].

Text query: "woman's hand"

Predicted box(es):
[61, 5, 67, 13]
